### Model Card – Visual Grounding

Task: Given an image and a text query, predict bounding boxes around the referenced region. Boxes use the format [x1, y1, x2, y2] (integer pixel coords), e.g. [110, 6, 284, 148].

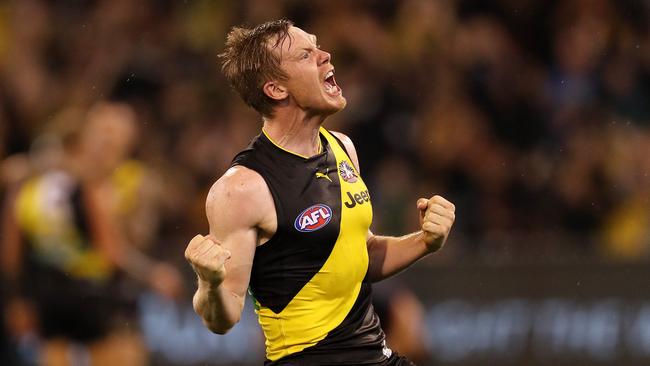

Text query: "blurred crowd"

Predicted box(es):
[2, 0, 649, 263]
[0, 0, 649, 364]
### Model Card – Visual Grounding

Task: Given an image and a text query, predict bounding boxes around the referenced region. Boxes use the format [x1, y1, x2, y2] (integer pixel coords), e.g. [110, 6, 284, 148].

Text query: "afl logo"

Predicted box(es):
[294, 204, 333, 232]
[339, 161, 358, 183]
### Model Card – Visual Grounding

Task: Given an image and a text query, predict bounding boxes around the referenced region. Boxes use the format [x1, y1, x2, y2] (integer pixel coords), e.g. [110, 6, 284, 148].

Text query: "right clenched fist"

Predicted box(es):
[184, 234, 231, 286]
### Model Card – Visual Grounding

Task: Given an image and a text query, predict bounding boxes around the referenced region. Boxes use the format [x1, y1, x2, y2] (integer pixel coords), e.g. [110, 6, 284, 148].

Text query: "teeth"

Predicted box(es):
[325, 70, 334, 80]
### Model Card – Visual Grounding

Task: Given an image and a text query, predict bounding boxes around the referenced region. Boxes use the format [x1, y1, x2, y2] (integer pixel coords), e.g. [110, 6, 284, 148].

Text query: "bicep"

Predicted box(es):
[367, 229, 375, 246]
[209, 224, 256, 300]
[83, 184, 126, 263]
[205, 168, 267, 299]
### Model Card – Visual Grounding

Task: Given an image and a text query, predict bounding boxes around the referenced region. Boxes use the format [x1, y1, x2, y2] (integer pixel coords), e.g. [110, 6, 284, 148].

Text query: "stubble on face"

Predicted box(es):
[271, 26, 346, 117]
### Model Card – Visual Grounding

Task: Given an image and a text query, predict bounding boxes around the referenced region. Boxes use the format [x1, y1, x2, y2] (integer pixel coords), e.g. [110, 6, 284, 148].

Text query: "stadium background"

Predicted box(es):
[0, 0, 649, 365]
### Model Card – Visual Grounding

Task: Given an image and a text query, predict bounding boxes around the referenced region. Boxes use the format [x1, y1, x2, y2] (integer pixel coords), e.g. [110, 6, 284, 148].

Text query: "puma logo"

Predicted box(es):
[315, 172, 332, 182]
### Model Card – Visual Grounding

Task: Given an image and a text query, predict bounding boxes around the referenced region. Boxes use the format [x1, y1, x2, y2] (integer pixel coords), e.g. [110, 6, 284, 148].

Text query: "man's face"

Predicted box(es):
[79, 104, 137, 176]
[274, 26, 346, 116]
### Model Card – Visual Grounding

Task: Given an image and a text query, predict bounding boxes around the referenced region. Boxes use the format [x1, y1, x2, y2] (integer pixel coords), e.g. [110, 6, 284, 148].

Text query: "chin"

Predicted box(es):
[337, 96, 347, 110]
[325, 95, 347, 115]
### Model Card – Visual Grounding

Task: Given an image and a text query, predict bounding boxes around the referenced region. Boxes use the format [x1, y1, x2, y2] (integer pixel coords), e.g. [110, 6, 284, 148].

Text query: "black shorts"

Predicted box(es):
[24, 266, 125, 343]
[379, 352, 417, 366]
[267, 352, 416, 366]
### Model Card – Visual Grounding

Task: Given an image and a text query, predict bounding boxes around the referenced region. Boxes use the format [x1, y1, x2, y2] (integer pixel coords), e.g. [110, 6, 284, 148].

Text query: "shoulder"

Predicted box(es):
[207, 165, 269, 209]
[330, 131, 361, 173]
[330, 131, 354, 149]
[206, 165, 273, 228]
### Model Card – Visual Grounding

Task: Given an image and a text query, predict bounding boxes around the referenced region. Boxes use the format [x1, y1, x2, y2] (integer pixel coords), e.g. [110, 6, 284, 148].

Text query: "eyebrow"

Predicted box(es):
[292, 34, 319, 57]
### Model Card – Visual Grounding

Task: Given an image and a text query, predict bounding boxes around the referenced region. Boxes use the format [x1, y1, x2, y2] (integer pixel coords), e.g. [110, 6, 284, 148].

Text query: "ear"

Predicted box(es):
[263, 80, 288, 101]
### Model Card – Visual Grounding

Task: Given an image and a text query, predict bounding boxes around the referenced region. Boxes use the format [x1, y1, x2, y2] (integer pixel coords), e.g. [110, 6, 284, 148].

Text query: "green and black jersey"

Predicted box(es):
[232, 127, 388, 365]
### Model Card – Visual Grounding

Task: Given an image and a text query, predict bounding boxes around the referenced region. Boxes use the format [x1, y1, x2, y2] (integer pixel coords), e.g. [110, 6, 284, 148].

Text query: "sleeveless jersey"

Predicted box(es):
[14, 171, 112, 281]
[13, 170, 122, 342]
[232, 127, 388, 365]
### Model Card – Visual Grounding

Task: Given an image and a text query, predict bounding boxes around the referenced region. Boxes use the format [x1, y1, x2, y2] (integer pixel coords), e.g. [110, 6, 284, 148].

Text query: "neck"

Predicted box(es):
[262, 108, 325, 158]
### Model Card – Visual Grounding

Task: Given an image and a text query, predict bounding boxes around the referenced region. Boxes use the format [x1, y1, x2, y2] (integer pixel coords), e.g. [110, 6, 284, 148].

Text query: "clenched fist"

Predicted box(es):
[417, 195, 455, 252]
[185, 234, 231, 286]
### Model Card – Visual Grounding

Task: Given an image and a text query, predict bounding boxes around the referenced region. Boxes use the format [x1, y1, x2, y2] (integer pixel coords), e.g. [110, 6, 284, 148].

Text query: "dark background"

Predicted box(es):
[1, 1, 649, 365]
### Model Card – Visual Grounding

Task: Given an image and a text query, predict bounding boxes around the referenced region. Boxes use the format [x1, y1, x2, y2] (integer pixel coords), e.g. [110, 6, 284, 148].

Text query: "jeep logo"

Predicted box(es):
[344, 190, 371, 208]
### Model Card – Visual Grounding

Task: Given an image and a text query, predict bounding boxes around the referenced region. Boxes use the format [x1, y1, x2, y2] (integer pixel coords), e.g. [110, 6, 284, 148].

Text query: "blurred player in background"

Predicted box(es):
[1, 101, 183, 366]
[184, 20, 456, 365]
[372, 283, 429, 365]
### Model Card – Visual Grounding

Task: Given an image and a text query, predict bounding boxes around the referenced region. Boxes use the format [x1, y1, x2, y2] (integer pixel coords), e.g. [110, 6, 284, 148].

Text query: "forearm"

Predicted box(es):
[118, 245, 156, 283]
[83, 184, 159, 285]
[1, 190, 22, 283]
[192, 279, 243, 334]
[366, 231, 433, 282]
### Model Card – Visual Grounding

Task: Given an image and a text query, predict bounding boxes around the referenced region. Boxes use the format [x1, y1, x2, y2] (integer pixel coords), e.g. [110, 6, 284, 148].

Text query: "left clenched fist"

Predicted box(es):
[417, 195, 455, 252]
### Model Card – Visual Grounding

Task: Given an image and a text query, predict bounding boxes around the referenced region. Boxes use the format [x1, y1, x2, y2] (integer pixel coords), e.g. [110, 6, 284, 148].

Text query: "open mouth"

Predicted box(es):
[324, 69, 341, 95]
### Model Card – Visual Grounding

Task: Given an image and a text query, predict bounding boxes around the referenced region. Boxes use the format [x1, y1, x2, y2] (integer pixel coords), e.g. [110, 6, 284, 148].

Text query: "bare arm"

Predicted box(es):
[0, 155, 31, 283]
[1, 187, 39, 340]
[366, 231, 429, 282]
[84, 182, 183, 299]
[1, 187, 23, 284]
[186, 166, 272, 334]
[332, 131, 456, 283]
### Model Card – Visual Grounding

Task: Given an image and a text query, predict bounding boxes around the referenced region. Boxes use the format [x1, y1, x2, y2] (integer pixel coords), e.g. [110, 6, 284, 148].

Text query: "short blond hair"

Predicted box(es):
[219, 19, 293, 117]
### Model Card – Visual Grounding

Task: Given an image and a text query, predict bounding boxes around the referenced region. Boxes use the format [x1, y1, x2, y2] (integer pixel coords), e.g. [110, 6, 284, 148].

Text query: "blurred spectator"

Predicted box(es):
[1, 101, 182, 365]
[0, 0, 648, 261]
[373, 281, 430, 365]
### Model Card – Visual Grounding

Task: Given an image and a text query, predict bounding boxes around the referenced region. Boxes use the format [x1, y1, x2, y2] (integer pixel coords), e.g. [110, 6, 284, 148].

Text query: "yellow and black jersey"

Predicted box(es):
[13, 170, 121, 342]
[15, 171, 112, 281]
[232, 127, 388, 365]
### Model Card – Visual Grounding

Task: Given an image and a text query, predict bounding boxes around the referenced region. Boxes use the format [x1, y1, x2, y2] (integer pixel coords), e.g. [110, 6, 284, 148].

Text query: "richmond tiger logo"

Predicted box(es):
[338, 161, 358, 183]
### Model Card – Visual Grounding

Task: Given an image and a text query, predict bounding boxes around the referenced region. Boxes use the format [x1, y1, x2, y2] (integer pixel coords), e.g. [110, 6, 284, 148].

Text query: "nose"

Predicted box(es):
[318, 49, 331, 66]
